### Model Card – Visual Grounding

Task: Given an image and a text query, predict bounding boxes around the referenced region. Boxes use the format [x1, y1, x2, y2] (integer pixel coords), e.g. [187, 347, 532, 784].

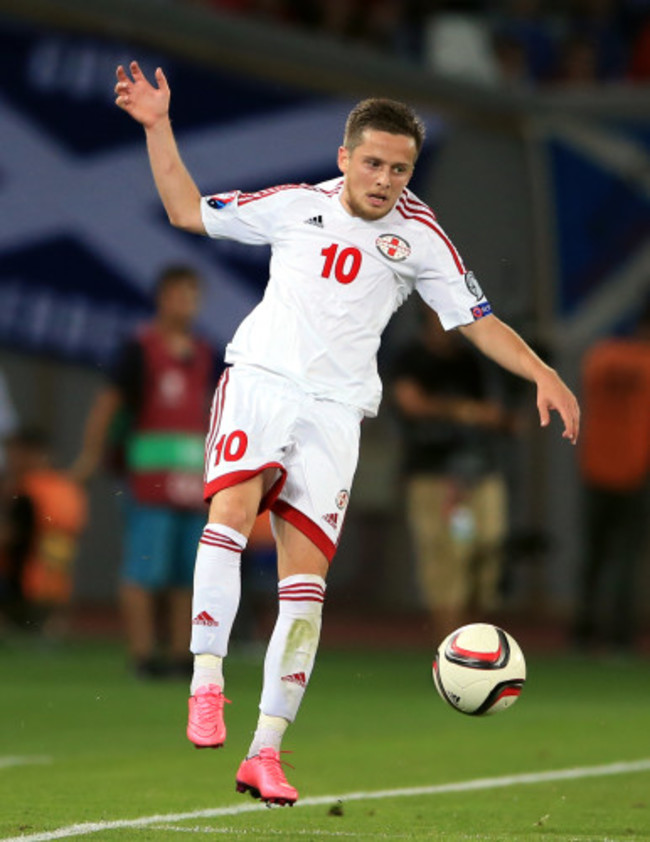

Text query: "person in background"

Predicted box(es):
[0, 428, 87, 637]
[72, 265, 219, 678]
[491, 0, 557, 84]
[391, 305, 516, 647]
[573, 304, 650, 652]
[563, 0, 627, 83]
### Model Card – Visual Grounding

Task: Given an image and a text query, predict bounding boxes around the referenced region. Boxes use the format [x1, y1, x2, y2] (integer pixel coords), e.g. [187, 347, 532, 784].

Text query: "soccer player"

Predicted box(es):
[114, 61, 580, 805]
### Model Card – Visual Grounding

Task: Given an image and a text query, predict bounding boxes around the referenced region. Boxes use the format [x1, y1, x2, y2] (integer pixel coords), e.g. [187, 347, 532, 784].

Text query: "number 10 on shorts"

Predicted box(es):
[214, 430, 248, 465]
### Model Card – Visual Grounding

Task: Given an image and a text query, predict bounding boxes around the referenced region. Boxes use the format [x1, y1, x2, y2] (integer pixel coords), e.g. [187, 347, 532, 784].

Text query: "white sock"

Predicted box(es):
[190, 523, 246, 695]
[247, 713, 289, 757]
[191, 654, 223, 695]
[258, 574, 326, 724]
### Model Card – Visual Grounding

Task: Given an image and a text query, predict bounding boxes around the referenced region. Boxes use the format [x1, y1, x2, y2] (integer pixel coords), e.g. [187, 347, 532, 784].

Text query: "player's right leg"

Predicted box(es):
[187, 475, 264, 748]
[188, 366, 295, 748]
[190, 366, 307, 751]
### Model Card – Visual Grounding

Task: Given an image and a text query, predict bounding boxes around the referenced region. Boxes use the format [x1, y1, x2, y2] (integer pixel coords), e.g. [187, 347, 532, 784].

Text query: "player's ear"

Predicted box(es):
[337, 145, 349, 175]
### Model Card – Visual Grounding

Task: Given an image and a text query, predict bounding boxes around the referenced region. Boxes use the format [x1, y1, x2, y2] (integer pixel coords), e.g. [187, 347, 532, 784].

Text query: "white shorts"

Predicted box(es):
[204, 365, 362, 562]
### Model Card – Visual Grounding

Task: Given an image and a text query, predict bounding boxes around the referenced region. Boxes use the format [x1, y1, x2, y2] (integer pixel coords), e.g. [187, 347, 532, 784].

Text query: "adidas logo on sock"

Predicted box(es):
[304, 215, 324, 228]
[192, 611, 219, 627]
[322, 512, 338, 528]
[281, 671, 307, 688]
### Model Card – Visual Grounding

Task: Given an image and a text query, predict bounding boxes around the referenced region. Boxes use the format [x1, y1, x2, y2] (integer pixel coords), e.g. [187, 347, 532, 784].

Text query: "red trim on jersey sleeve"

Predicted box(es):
[271, 500, 337, 563]
[238, 183, 308, 206]
[236, 181, 342, 206]
[203, 462, 287, 512]
[397, 201, 465, 274]
[400, 193, 438, 221]
[319, 180, 343, 196]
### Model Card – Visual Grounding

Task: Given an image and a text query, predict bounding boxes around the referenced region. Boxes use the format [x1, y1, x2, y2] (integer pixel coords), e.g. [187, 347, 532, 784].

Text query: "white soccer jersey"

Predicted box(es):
[201, 177, 492, 417]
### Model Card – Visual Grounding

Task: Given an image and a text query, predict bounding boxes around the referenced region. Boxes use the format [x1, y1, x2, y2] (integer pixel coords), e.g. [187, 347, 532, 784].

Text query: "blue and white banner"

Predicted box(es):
[550, 129, 650, 317]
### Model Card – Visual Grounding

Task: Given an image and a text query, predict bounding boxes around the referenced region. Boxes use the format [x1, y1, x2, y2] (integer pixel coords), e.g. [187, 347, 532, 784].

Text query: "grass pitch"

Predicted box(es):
[0, 635, 649, 841]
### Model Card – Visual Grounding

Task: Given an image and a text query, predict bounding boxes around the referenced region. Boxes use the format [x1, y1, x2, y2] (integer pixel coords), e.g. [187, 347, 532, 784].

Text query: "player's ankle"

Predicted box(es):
[247, 713, 289, 757]
[190, 653, 224, 695]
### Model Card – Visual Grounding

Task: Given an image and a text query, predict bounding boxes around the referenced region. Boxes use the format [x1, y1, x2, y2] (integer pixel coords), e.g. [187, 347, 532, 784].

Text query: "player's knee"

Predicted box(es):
[208, 493, 255, 536]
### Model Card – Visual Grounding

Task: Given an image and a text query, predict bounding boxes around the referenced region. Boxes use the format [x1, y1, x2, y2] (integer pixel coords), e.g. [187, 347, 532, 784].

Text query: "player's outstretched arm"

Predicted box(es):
[459, 315, 580, 444]
[115, 61, 204, 234]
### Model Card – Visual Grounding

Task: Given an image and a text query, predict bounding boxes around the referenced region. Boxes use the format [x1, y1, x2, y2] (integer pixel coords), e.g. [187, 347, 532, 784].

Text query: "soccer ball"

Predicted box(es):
[432, 623, 526, 716]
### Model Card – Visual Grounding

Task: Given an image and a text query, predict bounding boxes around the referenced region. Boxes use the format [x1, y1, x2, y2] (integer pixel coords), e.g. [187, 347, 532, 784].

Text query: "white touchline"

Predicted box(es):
[148, 828, 404, 837]
[2, 758, 649, 842]
[0, 757, 52, 770]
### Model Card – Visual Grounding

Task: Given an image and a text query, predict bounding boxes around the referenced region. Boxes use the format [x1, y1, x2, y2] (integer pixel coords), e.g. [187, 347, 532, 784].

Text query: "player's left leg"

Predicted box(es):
[236, 394, 359, 805]
[236, 520, 328, 806]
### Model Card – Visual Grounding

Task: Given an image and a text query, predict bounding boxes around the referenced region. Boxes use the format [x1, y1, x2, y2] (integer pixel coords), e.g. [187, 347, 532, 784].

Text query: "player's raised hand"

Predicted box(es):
[536, 369, 580, 444]
[115, 61, 170, 128]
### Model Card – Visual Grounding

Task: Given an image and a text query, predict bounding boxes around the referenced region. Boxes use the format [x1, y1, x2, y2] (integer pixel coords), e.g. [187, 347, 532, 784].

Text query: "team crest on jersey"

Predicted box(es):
[335, 489, 349, 510]
[465, 270, 483, 300]
[376, 234, 411, 262]
[207, 191, 237, 210]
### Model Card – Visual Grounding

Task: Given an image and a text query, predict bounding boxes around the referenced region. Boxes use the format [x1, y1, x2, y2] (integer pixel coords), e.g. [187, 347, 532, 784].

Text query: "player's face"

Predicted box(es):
[338, 129, 417, 221]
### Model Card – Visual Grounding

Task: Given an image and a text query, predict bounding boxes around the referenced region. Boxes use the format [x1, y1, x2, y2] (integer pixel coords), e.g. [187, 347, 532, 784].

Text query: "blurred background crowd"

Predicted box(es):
[188, 0, 650, 88]
[0, 0, 649, 670]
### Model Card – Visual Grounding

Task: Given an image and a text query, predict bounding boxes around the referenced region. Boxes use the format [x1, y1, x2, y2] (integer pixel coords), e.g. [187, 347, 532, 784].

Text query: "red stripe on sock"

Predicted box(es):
[279, 586, 326, 596]
[279, 583, 325, 592]
[200, 531, 242, 553]
[279, 588, 325, 598]
[279, 596, 325, 602]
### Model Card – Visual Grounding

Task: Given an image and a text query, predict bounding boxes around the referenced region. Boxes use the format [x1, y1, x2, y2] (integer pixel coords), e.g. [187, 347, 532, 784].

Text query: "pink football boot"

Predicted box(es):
[236, 748, 298, 806]
[187, 684, 230, 748]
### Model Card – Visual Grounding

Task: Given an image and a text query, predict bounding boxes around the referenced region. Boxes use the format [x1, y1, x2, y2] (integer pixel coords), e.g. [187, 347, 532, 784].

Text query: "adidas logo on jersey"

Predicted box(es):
[192, 611, 219, 627]
[304, 215, 324, 228]
[281, 672, 307, 688]
[322, 512, 338, 529]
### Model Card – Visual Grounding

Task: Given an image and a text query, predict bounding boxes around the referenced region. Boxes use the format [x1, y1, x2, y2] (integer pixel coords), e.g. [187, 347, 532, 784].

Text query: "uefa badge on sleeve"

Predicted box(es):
[471, 302, 492, 321]
[464, 270, 483, 300]
[207, 192, 237, 210]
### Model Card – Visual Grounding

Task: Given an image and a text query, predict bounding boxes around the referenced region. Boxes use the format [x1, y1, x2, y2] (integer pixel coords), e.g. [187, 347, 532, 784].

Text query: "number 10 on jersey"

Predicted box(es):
[320, 243, 362, 285]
